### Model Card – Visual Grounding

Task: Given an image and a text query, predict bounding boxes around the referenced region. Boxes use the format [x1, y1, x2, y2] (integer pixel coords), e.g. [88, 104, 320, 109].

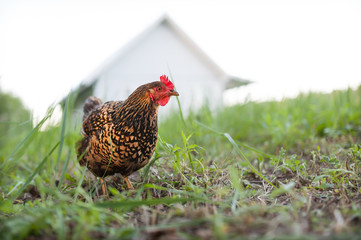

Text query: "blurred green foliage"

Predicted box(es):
[160, 86, 361, 153]
[0, 88, 32, 149]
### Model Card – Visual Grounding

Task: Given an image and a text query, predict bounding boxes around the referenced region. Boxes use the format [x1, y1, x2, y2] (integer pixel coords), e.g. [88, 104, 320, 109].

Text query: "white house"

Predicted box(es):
[74, 15, 248, 116]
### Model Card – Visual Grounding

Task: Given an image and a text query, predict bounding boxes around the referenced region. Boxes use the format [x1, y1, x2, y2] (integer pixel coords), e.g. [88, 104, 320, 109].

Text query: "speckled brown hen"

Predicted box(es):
[77, 75, 178, 194]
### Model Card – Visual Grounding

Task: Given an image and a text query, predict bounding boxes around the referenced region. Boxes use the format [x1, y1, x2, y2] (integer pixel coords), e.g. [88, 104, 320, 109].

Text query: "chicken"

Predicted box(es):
[76, 75, 179, 194]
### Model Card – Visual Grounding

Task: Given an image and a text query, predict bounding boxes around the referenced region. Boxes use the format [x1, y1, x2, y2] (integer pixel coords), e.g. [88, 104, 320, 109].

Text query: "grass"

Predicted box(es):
[1, 85, 361, 239]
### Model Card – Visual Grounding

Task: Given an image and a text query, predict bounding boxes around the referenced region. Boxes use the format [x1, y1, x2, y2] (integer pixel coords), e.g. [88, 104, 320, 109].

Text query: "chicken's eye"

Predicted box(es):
[157, 87, 162, 91]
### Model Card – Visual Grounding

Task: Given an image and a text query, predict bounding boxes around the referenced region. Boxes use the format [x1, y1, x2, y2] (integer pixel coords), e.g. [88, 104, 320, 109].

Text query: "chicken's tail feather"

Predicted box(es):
[83, 96, 103, 120]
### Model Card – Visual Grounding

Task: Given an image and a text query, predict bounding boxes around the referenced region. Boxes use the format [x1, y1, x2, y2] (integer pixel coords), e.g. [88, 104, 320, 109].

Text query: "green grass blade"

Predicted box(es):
[56, 94, 70, 170]
[74, 165, 92, 202]
[10, 142, 60, 201]
[95, 197, 202, 209]
[57, 149, 71, 190]
[56, 208, 65, 240]
[167, 68, 186, 127]
[1, 107, 54, 169]
[238, 142, 276, 159]
[142, 154, 161, 184]
[223, 133, 277, 189]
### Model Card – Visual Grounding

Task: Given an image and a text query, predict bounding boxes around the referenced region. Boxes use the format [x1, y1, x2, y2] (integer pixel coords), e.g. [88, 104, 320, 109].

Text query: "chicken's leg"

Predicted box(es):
[99, 178, 107, 195]
[123, 176, 133, 189]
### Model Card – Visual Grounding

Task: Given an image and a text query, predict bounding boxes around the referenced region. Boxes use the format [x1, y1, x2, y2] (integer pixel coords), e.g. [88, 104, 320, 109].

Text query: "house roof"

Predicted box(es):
[80, 14, 249, 91]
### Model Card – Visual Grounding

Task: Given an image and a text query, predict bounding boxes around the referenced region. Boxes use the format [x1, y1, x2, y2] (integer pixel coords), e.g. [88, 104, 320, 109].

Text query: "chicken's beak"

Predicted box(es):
[169, 89, 179, 97]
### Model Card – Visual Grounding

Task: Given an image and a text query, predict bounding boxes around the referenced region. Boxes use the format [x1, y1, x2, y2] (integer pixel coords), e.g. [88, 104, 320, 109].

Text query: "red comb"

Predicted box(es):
[160, 75, 174, 90]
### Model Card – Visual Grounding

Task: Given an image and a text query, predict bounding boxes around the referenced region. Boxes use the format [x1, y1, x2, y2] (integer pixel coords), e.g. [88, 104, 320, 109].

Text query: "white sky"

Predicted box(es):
[0, 0, 360, 117]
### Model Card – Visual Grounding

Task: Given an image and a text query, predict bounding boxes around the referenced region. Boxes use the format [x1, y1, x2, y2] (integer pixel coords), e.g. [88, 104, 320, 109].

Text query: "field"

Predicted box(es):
[1, 86, 361, 239]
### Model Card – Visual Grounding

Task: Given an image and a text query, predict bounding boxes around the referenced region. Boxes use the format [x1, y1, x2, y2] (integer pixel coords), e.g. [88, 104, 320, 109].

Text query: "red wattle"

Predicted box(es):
[158, 97, 170, 106]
